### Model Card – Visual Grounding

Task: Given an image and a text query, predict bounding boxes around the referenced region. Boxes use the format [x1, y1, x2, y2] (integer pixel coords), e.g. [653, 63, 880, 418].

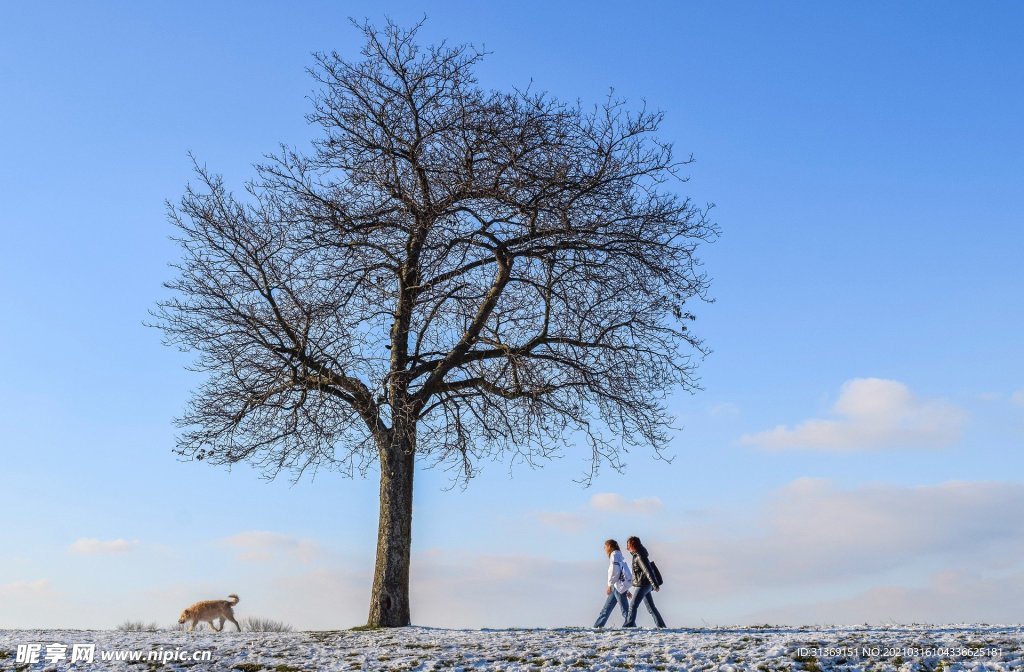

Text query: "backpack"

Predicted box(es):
[649, 560, 664, 587]
[618, 558, 633, 585]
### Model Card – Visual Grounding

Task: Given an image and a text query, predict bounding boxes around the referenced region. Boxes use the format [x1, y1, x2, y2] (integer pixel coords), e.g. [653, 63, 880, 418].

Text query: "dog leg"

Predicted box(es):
[228, 615, 241, 632]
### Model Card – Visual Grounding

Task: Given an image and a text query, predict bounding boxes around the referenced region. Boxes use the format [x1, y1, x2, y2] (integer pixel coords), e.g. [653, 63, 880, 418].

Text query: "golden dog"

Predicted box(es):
[178, 594, 241, 632]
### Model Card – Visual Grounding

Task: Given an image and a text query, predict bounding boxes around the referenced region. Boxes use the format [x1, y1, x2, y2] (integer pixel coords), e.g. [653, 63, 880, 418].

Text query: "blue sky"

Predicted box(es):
[1, 1, 1022, 629]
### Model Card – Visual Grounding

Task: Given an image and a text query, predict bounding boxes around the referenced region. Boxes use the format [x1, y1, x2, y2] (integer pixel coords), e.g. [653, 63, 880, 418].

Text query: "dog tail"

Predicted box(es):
[227, 594, 240, 605]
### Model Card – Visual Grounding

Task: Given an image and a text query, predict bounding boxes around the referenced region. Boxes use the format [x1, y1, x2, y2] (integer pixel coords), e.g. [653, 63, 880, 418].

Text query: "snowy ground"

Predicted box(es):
[1, 625, 1021, 671]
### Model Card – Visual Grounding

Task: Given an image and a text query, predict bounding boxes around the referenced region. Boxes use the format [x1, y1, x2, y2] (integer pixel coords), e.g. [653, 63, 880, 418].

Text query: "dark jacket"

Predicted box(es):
[630, 546, 657, 588]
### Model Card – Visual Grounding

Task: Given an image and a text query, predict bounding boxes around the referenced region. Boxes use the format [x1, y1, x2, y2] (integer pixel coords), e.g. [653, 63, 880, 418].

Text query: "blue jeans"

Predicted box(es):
[593, 589, 630, 627]
[623, 584, 666, 627]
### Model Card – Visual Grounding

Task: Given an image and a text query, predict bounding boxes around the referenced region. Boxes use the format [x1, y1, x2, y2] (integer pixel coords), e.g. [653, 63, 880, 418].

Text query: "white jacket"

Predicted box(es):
[607, 549, 633, 594]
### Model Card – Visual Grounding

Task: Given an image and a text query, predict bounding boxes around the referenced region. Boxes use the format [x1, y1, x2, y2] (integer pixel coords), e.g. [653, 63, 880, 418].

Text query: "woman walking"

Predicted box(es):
[593, 539, 633, 628]
[622, 535, 667, 628]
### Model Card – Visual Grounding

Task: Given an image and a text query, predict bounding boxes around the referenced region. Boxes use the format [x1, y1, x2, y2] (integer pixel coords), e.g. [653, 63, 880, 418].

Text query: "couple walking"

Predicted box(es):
[594, 536, 667, 628]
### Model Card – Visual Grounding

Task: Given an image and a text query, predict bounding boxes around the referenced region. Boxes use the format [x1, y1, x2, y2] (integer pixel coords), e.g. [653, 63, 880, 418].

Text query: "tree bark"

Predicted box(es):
[366, 424, 416, 627]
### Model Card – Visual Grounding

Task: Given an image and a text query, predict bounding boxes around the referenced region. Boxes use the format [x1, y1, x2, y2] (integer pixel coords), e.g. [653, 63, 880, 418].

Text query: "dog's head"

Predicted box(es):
[177, 608, 192, 624]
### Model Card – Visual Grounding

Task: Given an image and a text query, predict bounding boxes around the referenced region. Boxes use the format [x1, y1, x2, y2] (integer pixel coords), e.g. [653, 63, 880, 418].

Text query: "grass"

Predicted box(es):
[241, 616, 293, 633]
[792, 653, 823, 672]
[307, 630, 346, 644]
[116, 621, 161, 632]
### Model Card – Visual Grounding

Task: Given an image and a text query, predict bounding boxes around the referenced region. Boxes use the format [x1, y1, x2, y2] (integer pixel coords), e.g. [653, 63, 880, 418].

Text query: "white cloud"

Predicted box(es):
[0, 579, 53, 597]
[739, 378, 966, 451]
[534, 492, 663, 533]
[221, 531, 320, 563]
[68, 538, 140, 555]
[1012, 389, 1024, 408]
[742, 569, 1024, 625]
[0, 580, 70, 628]
[666, 478, 1024, 602]
[214, 476, 1024, 628]
[10, 476, 1024, 629]
[410, 550, 593, 628]
[534, 511, 588, 534]
[200, 551, 595, 629]
[589, 492, 662, 515]
[261, 567, 371, 629]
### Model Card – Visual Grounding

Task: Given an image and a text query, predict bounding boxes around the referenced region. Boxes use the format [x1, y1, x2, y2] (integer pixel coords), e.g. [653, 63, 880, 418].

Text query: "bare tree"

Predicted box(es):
[153, 20, 716, 627]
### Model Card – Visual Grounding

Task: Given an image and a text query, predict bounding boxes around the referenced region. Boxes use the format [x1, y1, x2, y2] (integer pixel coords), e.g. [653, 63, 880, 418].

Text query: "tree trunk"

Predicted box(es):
[366, 424, 415, 627]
